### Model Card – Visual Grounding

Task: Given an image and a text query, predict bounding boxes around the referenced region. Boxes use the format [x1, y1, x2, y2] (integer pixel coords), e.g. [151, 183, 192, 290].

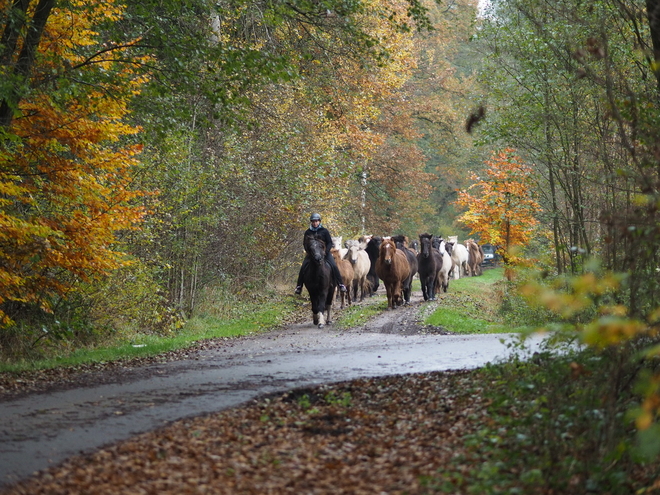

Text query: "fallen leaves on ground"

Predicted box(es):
[2, 371, 484, 495]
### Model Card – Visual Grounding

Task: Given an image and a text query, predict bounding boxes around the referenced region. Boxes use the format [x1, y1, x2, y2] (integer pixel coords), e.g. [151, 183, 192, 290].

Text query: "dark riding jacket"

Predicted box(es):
[303, 226, 333, 256]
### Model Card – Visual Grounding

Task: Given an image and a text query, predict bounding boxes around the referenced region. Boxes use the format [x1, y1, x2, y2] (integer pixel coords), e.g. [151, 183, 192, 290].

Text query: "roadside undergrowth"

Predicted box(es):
[428, 340, 660, 494]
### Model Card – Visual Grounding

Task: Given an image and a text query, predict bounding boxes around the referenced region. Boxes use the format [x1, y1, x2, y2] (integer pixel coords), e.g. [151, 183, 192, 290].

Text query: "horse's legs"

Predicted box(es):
[385, 284, 393, 309]
[393, 282, 402, 307]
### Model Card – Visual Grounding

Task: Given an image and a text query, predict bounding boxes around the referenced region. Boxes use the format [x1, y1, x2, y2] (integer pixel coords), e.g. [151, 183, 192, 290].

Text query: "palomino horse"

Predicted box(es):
[391, 235, 418, 305]
[303, 234, 335, 328]
[344, 240, 371, 302]
[332, 247, 354, 309]
[417, 233, 443, 301]
[375, 237, 410, 310]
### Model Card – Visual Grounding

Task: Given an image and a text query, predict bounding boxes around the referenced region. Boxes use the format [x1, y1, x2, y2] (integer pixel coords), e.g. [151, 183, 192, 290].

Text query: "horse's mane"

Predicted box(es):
[304, 233, 325, 252]
[391, 235, 408, 248]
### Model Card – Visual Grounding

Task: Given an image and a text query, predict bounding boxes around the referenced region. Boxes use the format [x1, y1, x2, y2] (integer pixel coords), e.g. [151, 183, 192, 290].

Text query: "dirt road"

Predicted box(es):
[0, 292, 543, 488]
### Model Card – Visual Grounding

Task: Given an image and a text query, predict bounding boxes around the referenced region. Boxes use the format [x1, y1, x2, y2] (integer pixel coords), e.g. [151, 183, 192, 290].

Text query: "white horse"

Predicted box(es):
[332, 236, 348, 259]
[434, 237, 453, 291]
[446, 237, 470, 279]
[344, 240, 371, 302]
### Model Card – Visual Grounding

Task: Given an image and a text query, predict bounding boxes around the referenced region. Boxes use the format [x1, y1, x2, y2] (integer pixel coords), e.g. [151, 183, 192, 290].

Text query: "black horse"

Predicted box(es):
[302, 234, 335, 328]
[391, 235, 418, 305]
[364, 236, 382, 296]
[417, 233, 443, 301]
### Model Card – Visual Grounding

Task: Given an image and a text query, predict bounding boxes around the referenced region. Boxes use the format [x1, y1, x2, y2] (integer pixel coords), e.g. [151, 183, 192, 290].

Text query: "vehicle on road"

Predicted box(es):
[481, 244, 500, 265]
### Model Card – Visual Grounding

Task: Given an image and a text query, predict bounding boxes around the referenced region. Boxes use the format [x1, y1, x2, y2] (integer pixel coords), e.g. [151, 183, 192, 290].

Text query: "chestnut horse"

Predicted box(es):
[375, 237, 410, 310]
[332, 247, 354, 309]
[303, 234, 335, 328]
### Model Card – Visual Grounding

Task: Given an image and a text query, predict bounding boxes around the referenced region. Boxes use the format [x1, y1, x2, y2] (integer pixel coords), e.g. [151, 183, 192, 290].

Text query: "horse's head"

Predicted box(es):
[304, 235, 326, 264]
[358, 234, 372, 249]
[391, 235, 408, 250]
[419, 233, 433, 258]
[443, 240, 453, 256]
[345, 240, 360, 264]
[365, 236, 382, 256]
[379, 238, 396, 265]
[330, 247, 342, 262]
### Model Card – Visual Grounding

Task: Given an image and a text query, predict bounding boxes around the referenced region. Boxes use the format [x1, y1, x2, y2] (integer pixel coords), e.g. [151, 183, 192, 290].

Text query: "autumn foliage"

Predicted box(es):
[0, 1, 148, 325]
[454, 148, 541, 265]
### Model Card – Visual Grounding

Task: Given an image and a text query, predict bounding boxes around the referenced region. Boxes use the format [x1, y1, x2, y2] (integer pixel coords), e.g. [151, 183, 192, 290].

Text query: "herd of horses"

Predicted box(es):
[301, 233, 486, 328]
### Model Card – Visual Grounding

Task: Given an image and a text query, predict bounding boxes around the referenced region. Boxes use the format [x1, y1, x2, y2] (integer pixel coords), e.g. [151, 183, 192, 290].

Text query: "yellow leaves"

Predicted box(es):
[521, 271, 624, 317]
[634, 374, 660, 431]
[455, 148, 543, 264]
[518, 269, 660, 353]
[0, 1, 149, 325]
[582, 316, 647, 348]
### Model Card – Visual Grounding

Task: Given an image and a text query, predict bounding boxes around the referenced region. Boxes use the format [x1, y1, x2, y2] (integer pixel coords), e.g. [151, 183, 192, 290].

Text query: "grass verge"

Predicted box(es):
[0, 292, 300, 374]
[424, 267, 533, 334]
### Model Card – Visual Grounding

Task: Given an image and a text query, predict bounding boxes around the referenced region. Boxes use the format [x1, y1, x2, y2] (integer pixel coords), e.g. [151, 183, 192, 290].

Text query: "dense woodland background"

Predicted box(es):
[0, 0, 659, 372]
[1, 0, 660, 483]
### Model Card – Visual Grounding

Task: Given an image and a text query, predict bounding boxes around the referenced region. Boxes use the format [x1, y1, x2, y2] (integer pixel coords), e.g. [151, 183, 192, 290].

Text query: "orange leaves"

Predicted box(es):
[0, 1, 149, 325]
[454, 148, 542, 264]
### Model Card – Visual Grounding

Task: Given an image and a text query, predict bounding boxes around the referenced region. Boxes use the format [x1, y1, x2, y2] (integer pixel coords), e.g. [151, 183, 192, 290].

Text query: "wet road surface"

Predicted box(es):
[0, 302, 544, 488]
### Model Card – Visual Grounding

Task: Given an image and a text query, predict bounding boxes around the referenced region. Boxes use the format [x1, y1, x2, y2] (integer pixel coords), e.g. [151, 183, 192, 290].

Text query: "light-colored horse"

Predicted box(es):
[332, 236, 348, 260]
[447, 236, 470, 279]
[344, 239, 371, 302]
[433, 237, 453, 292]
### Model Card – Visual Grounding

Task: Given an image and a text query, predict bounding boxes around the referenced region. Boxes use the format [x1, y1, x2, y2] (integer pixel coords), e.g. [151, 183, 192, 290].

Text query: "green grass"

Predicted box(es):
[0, 296, 298, 373]
[334, 296, 388, 328]
[424, 268, 532, 334]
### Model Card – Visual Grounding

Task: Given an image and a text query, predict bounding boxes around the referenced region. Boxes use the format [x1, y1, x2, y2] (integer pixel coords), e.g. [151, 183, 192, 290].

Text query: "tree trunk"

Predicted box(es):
[647, 0, 660, 95]
[0, 0, 56, 128]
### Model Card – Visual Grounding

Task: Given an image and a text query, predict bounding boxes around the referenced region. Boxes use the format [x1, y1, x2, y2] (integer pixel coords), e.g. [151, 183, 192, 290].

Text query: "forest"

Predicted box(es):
[1, 0, 660, 481]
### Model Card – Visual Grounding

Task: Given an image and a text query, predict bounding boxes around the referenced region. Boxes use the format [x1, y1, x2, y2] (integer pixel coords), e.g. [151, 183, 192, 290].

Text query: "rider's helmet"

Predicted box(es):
[310, 213, 321, 222]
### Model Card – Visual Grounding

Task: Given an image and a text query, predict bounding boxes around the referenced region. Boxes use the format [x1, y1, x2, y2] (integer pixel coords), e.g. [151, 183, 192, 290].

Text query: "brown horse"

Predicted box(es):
[391, 235, 418, 305]
[465, 239, 484, 276]
[375, 237, 410, 310]
[332, 247, 354, 309]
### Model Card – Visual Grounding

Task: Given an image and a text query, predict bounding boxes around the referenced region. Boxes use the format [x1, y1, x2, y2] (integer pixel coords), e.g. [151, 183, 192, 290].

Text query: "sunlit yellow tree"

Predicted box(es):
[454, 148, 541, 265]
[0, 1, 149, 326]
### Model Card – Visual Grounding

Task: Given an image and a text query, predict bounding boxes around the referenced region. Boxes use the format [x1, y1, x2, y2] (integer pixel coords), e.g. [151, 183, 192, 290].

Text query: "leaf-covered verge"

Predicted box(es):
[3, 344, 659, 495]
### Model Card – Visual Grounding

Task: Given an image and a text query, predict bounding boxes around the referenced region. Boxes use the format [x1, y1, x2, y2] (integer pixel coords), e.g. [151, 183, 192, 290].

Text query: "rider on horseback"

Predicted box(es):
[294, 213, 347, 295]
